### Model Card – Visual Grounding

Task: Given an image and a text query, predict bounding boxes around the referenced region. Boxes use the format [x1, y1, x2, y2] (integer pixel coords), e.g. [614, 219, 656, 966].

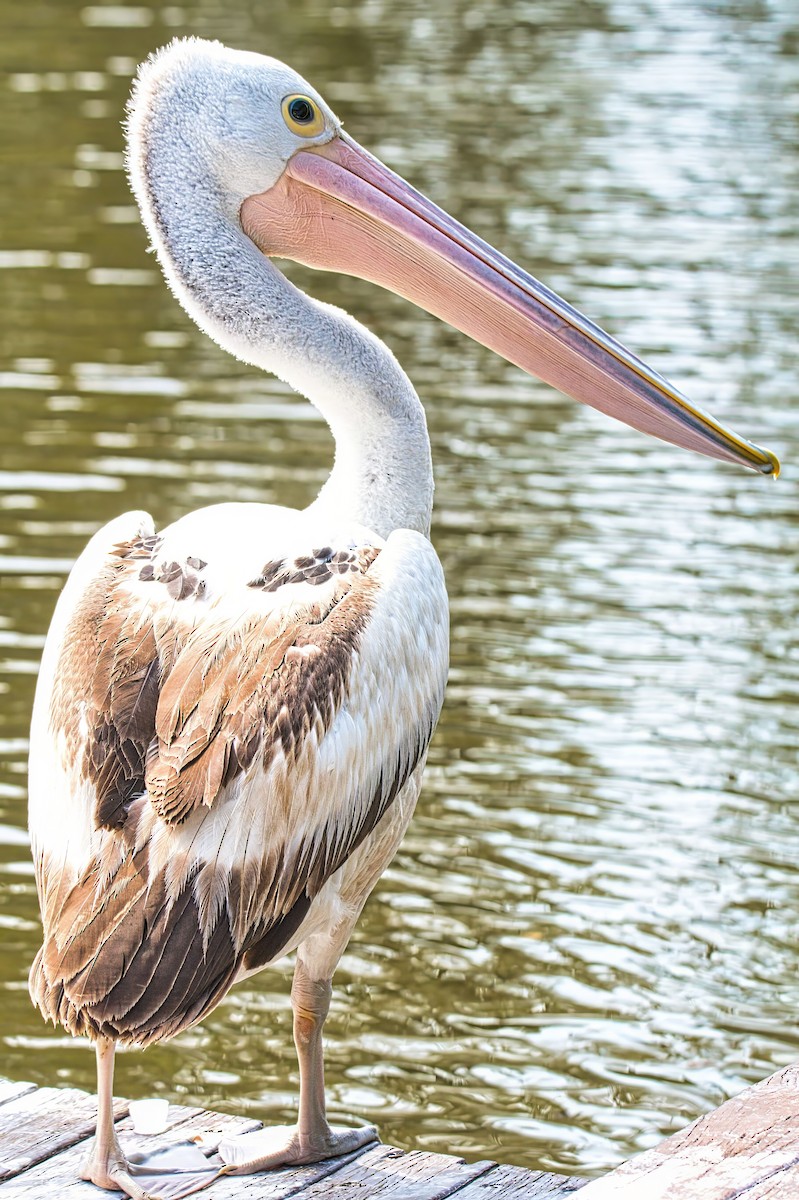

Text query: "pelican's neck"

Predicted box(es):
[138, 157, 433, 539]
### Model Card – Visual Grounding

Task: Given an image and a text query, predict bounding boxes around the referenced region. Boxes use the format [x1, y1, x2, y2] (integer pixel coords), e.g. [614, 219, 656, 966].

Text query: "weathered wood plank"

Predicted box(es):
[0, 1082, 37, 1109]
[577, 1063, 799, 1199]
[750, 1170, 799, 1200]
[0, 1086, 127, 1182]
[0, 1104, 258, 1198]
[452, 1161, 587, 1198]
[282, 1143, 496, 1200]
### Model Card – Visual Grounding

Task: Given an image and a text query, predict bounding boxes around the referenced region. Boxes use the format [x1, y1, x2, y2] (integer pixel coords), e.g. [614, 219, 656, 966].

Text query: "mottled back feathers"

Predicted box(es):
[29, 509, 448, 1046]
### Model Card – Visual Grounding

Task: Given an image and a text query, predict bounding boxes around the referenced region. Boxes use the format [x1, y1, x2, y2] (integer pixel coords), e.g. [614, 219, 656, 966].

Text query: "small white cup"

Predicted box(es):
[128, 1097, 170, 1135]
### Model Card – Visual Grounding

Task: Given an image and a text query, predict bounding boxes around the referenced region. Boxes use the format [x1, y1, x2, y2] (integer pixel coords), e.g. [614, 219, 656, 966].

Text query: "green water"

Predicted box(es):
[1, 0, 798, 1180]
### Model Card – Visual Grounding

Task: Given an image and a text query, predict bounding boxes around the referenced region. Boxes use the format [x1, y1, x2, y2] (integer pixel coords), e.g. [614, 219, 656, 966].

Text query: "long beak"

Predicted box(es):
[241, 132, 778, 475]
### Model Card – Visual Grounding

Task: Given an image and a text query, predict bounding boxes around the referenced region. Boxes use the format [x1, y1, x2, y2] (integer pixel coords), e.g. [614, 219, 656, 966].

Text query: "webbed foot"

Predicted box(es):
[218, 1122, 379, 1173]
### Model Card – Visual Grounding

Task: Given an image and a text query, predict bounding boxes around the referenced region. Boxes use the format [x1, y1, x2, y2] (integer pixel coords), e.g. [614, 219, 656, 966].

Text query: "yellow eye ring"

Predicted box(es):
[281, 94, 325, 138]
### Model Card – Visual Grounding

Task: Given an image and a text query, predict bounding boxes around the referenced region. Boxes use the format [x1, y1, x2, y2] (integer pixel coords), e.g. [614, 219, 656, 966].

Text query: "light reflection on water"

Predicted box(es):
[1, 0, 798, 1180]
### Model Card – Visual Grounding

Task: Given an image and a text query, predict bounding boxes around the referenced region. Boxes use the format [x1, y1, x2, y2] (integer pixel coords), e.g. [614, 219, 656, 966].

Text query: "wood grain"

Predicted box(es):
[0, 1086, 127, 1182]
[291, 1143, 496, 1199]
[451, 1161, 587, 1197]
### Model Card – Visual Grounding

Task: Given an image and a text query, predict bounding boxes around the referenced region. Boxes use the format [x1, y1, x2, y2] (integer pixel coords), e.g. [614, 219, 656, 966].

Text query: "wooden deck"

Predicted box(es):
[0, 1064, 797, 1198]
[0, 1077, 584, 1199]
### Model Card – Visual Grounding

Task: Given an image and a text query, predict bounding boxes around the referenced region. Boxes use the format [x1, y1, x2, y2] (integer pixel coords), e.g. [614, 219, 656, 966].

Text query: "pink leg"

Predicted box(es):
[219, 959, 378, 1173]
[80, 1037, 152, 1200]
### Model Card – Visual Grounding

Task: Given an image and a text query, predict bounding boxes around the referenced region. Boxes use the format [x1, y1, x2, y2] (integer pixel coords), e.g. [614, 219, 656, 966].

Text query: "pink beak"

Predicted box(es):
[241, 132, 778, 476]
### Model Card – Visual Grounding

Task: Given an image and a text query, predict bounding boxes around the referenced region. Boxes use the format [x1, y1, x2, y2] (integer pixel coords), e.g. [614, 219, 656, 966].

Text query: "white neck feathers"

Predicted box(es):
[126, 55, 434, 539]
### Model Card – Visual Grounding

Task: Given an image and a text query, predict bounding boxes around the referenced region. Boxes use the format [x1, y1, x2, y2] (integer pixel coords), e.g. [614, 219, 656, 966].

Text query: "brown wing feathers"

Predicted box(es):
[146, 557, 380, 824]
[34, 847, 241, 1045]
[90, 623, 161, 831]
[31, 532, 433, 1045]
[50, 535, 167, 832]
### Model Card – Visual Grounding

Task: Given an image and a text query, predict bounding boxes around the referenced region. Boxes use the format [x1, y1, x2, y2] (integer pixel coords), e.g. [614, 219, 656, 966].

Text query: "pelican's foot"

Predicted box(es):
[80, 1137, 151, 1200]
[218, 1121, 379, 1174]
[81, 1136, 221, 1200]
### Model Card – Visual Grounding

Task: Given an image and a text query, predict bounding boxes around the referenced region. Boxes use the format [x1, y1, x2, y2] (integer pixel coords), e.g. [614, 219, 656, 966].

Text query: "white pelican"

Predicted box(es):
[28, 37, 777, 1200]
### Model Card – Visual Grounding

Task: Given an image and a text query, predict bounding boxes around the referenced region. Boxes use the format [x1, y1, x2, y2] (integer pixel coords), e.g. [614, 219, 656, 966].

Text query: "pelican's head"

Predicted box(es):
[127, 38, 341, 219]
[128, 38, 778, 476]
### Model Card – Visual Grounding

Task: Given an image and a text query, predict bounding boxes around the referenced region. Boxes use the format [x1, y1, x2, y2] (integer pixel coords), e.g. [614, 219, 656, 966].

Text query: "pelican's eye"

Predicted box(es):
[282, 94, 325, 137]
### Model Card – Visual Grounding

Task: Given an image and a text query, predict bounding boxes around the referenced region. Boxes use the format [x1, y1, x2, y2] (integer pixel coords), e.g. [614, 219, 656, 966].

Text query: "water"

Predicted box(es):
[1, 0, 798, 1180]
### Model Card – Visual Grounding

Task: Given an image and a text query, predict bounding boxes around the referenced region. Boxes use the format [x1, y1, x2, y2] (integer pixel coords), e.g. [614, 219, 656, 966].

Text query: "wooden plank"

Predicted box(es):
[275, 1143, 496, 1200]
[576, 1063, 799, 1199]
[0, 1082, 37, 1109]
[0, 1086, 127, 1182]
[0, 1104, 258, 1198]
[452, 1161, 587, 1198]
[749, 1170, 799, 1200]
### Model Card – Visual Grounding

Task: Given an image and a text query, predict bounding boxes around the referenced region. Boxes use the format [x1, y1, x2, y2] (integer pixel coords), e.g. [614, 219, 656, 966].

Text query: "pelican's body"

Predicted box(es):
[28, 37, 776, 1200]
[29, 504, 446, 1045]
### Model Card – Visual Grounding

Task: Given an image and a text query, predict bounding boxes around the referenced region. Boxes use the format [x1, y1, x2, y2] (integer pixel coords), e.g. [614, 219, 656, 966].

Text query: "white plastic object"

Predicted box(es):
[128, 1097, 170, 1135]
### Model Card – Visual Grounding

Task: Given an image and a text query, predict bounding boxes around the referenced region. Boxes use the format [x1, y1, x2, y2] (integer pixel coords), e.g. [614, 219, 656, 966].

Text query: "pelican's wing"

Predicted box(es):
[29, 510, 448, 1043]
[29, 510, 162, 905]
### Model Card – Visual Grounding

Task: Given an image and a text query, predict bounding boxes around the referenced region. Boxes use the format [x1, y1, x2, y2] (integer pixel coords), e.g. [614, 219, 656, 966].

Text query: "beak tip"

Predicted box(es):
[754, 444, 781, 478]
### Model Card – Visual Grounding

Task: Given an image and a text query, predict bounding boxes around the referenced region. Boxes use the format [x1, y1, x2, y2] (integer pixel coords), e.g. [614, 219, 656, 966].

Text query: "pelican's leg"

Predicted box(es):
[80, 1036, 151, 1199]
[80, 1036, 221, 1200]
[219, 957, 378, 1174]
[292, 959, 379, 1157]
[219, 794, 422, 1175]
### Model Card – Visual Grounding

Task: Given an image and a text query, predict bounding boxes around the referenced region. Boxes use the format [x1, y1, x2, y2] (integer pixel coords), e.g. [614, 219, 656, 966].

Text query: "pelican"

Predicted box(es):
[28, 37, 777, 1200]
